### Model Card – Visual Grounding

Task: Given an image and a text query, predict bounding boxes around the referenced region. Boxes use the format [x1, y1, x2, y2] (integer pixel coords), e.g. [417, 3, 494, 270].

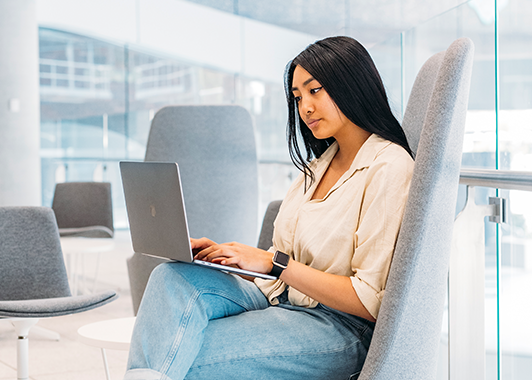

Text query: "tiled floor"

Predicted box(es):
[0, 230, 135, 380]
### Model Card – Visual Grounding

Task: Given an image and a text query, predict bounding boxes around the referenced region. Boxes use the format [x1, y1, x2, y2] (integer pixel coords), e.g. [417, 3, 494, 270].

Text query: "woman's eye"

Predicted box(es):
[310, 87, 322, 94]
[294, 96, 301, 103]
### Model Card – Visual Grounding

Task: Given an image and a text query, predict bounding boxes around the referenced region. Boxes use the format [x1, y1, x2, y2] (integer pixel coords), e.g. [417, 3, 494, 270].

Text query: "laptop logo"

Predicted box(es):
[150, 205, 156, 217]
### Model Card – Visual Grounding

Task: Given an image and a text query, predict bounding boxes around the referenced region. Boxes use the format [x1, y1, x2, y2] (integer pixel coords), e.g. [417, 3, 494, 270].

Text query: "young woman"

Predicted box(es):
[124, 36, 414, 380]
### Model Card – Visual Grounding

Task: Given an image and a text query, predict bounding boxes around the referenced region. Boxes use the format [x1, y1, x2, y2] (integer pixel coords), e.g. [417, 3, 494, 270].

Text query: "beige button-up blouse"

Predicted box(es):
[255, 134, 414, 319]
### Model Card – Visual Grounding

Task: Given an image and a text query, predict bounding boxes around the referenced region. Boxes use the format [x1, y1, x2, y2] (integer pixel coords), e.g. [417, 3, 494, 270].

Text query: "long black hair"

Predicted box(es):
[285, 36, 413, 185]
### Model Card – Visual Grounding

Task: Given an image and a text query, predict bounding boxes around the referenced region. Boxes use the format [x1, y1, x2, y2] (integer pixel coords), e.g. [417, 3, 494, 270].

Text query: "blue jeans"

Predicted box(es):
[124, 262, 374, 380]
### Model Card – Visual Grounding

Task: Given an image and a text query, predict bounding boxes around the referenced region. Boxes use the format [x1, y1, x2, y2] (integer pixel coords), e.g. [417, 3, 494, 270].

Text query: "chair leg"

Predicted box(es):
[11, 319, 39, 380]
[32, 324, 61, 341]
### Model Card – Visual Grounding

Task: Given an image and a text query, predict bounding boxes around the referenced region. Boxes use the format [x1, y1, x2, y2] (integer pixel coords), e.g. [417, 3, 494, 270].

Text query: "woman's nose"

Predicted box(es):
[299, 98, 313, 116]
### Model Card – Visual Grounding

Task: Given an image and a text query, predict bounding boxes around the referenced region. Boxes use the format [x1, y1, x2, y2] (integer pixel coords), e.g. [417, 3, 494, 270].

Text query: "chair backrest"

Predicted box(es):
[359, 37, 474, 379]
[51, 182, 114, 238]
[127, 105, 259, 315]
[257, 200, 283, 251]
[0, 207, 71, 301]
[144, 105, 258, 245]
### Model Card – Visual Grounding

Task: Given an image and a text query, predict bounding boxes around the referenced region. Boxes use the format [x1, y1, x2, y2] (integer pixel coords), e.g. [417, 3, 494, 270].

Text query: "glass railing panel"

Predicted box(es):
[450, 184, 497, 380]
[496, 1, 532, 377]
[448, 183, 499, 380]
[455, 170, 532, 380]
[498, 188, 532, 379]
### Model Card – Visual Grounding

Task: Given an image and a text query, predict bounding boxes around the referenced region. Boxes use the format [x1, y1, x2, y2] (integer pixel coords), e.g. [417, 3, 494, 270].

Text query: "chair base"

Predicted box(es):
[11, 318, 39, 380]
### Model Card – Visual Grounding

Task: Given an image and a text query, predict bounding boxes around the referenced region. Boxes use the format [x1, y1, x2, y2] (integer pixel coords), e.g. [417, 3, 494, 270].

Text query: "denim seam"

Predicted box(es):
[159, 289, 201, 376]
[360, 324, 370, 338]
[158, 287, 264, 375]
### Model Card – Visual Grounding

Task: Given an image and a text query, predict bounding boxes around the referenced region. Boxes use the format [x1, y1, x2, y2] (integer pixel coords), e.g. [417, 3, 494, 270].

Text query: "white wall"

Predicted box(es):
[0, 0, 41, 206]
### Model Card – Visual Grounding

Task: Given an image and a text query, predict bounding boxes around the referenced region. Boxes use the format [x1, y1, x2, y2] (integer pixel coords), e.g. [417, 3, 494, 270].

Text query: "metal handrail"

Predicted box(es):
[256, 164, 532, 191]
[460, 168, 532, 191]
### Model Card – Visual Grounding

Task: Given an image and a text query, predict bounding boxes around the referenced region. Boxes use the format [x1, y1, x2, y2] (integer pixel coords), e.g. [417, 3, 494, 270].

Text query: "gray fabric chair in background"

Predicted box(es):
[52, 181, 114, 294]
[0, 207, 117, 380]
[359, 37, 474, 379]
[51, 182, 114, 238]
[256, 200, 283, 251]
[127, 105, 259, 315]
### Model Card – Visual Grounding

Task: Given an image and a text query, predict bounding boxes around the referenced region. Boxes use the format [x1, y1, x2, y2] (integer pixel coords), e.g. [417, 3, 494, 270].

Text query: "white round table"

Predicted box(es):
[77, 317, 135, 380]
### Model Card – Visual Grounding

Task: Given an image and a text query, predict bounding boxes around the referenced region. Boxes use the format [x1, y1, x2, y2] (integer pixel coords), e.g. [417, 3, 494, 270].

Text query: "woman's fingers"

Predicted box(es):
[211, 256, 240, 266]
[190, 237, 216, 254]
[198, 245, 235, 262]
[194, 242, 273, 274]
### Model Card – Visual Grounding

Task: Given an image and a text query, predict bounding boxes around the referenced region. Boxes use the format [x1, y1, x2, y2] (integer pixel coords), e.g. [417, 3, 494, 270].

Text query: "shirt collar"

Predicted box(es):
[315, 133, 392, 171]
[308, 134, 393, 200]
[349, 133, 392, 172]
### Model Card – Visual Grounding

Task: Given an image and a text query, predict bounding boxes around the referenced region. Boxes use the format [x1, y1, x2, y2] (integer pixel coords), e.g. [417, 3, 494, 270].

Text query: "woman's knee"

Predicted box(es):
[150, 261, 178, 278]
[147, 262, 237, 294]
[143, 262, 195, 302]
[149, 261, 194, 284]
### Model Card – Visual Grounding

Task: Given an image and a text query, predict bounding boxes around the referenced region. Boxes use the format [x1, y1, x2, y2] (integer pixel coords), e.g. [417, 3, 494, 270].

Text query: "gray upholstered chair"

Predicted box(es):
[257, 200, 283, 251]
[52, 181, 114, 294]
[127, 105, 259, 314]
[51, 181, 114, 238]
[358, 37, 474, 379]
[0, 207, 117, 380]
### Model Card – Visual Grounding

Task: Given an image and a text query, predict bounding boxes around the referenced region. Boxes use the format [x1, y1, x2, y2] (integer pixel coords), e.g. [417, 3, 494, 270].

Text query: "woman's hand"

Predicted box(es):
[190, 237, 217, 255]
[193, 241, 273, 275]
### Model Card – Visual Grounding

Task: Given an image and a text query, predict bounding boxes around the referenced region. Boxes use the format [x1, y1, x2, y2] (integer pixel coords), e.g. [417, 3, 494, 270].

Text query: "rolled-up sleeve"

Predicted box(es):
[350, 155, 413, 319]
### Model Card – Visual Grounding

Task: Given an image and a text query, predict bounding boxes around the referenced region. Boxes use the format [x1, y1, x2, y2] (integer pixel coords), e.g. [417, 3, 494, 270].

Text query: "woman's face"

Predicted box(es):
[291, 65, 354, 140]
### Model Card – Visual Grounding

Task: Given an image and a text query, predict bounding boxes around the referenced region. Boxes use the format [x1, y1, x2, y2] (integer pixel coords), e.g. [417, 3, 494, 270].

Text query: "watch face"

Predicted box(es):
[275, 251, 290, 266]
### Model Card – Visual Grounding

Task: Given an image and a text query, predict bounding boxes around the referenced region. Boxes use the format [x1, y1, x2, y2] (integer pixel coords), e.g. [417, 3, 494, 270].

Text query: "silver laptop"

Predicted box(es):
[120, 161, 275, 280]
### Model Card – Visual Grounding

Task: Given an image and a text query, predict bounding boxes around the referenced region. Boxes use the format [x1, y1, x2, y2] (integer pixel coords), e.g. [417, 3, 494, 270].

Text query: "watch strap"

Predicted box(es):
[268, 250, 289, 278]
[268, 263, 285, 278]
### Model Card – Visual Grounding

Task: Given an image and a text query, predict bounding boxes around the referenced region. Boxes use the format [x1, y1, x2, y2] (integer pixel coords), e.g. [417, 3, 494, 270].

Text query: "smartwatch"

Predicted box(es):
[269, 250, 290, 278]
